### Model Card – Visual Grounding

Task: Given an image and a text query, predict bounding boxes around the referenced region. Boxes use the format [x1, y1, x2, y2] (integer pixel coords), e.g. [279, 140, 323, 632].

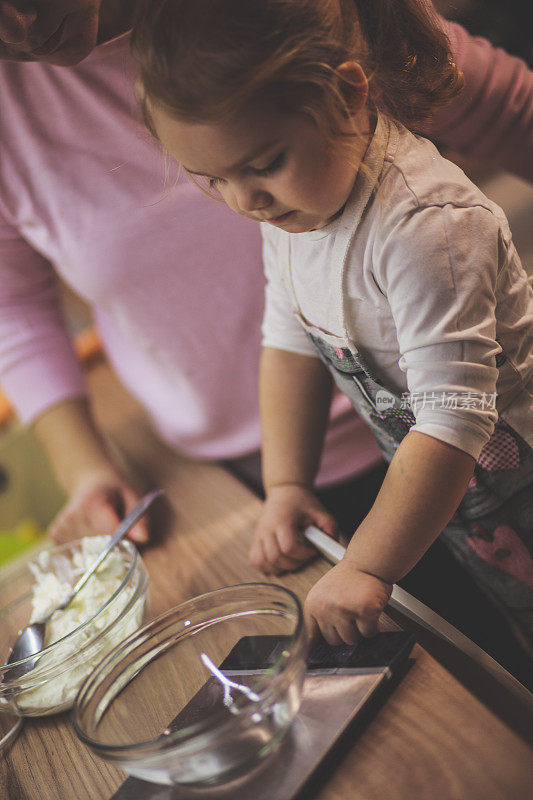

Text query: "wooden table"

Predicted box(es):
[2, 362, 533, 800]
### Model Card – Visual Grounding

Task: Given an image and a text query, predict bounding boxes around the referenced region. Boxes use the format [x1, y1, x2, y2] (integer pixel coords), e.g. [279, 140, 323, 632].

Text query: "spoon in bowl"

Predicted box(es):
[3, 488, 163, 682]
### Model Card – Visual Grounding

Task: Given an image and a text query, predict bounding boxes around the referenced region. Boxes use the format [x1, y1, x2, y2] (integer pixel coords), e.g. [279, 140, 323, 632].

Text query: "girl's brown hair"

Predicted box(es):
[132, 0, 463, 138]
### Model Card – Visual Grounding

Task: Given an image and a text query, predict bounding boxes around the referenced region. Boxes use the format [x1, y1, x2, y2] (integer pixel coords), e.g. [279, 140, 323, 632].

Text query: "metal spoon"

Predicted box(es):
[3, 488, 163, 682]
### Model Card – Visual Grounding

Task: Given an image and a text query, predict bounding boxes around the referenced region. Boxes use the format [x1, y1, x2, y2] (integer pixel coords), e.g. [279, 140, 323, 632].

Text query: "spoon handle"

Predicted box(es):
[57, 489, 163, 612]
[302, 525, 529, 699]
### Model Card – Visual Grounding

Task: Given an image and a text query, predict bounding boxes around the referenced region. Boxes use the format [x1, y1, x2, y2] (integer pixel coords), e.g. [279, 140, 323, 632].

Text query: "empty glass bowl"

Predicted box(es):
[0, 538, 149, 717]
[72, 583, 307, 786]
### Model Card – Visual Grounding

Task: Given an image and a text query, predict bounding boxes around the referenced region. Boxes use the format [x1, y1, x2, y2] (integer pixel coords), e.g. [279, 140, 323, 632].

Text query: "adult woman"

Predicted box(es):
[1, 1, 532, 677]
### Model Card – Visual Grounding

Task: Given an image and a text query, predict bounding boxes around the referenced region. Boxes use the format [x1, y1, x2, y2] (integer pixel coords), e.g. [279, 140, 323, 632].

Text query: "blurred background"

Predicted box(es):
[434, 0, 532, 66]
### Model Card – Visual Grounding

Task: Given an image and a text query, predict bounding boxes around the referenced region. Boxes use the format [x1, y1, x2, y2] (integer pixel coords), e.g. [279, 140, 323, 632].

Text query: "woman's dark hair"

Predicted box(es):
[132, 0, 463, 138]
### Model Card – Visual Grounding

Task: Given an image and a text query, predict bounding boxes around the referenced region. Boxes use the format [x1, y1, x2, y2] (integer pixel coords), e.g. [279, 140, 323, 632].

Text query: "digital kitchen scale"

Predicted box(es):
[111, 631, 415, 800]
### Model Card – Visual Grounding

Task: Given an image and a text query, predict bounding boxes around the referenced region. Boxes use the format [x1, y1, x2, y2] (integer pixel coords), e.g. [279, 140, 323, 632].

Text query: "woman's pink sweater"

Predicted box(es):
[0, 22, 531, 484]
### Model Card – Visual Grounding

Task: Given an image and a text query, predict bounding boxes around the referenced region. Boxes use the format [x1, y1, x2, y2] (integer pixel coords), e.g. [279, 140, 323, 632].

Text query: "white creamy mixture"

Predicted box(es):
[29, 536, 128, 640]
[13, 536, 146, 714]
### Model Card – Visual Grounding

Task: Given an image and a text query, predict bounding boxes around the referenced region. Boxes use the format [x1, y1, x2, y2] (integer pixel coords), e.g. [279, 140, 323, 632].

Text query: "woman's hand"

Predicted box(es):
[48, 466, 150, 545]
[249, 484, 338, 575]
[304, 559, 392, 647]
[32, 398, 151, 545]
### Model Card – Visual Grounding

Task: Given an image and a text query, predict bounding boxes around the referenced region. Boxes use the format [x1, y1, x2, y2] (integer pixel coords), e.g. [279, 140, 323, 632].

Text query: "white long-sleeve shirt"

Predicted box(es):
[262, 114, 533, 460]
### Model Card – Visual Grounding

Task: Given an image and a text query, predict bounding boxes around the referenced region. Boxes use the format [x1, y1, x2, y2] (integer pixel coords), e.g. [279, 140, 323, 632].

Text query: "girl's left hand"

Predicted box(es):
[304, 560, 393, 647]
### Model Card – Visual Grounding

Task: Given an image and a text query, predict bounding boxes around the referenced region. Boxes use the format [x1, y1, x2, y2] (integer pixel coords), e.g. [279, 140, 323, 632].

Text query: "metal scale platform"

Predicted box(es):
[111, 631, 415, 800]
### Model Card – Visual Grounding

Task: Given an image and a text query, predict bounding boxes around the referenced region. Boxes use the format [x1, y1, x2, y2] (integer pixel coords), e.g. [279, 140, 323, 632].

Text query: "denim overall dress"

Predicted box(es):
[284, 217, 533, 654]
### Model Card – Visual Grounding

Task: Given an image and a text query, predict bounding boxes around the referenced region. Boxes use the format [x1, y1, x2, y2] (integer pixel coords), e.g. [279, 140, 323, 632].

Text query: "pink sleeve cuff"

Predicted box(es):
[1, 343, 87, 424]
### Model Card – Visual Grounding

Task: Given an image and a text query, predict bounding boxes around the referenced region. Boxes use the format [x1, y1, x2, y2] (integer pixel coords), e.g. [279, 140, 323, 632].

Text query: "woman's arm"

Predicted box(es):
[430, 18, 533, 181]
[32, 398, 117, 496]
[32, 398, 150, 543]
[0, 218, 149, 543]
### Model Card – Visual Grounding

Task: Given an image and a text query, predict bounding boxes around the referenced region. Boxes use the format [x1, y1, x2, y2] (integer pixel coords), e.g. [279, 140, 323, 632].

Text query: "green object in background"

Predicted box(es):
[0, 519, 45, 564]
[0, 421, 65, 567]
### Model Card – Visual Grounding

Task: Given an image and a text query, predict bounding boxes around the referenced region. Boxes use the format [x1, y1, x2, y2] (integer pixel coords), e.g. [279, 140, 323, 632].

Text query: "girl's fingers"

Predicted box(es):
[355, 613, 380, 638]
[274, 552, 308, 573]
[271, 528, 314, 572]
[250, 534, 304, 575]
[306, 613, 363, 647]
[262, 531, 283, 568]
[253, 530, 303, 574]
[309, 510, 339, 539]
[355, 591, 388, 638]
[320, 622, 344, 647]
[276, 524, 316, 560]
[257, 539, 280, 574]
[248, 537, 264, 570]
[305, 603, 343, 647]
[304, 613, 321, 651]
[334, 616, 361, 646]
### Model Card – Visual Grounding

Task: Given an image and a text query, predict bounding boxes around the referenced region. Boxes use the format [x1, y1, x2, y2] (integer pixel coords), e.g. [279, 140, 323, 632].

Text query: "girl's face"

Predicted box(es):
[152, 102, 368, 233]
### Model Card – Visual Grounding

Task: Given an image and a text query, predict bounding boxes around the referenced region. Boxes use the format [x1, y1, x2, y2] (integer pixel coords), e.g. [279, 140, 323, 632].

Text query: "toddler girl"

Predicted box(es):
[132, 0, 533, 654]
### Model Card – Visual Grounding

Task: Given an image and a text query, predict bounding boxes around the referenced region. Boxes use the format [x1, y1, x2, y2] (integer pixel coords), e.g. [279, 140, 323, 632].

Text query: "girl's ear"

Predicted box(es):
[337, 61, 368, 115]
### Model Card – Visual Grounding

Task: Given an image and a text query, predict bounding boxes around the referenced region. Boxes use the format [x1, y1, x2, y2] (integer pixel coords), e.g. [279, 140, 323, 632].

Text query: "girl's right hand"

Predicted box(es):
[249, 484, 338, 575]
[48, 467, 150, 545]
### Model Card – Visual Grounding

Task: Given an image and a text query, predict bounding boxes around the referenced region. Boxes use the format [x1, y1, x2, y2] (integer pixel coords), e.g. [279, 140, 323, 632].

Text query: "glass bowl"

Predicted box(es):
[0, 537, 149, 717]
[72, 583, 306, 786]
